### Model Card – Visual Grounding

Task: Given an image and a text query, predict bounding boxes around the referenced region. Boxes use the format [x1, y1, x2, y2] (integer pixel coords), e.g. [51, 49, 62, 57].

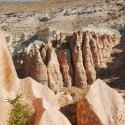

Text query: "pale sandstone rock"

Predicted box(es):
[73, 45, 87, 88]
[45, 36, 53, 49]
[96, 35, 106, 68]
[77, 79, 125, 125]
[75, 32, 83, 47]
[107, 35, 113, 51]
[82, 32, 96, 85]
[0, 30, 71, 125]
[40, 99, 71, 125]
[55, 32, 66, 49]
[47, 48, 63, 92]
[90, 33, 100, 68]
[101, 35, 109, 66]
[72, 32, 87, 87]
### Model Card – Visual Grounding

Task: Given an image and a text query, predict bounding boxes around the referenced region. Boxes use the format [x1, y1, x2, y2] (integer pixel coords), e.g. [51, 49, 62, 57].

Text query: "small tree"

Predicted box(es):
[7, 94, 33, 125]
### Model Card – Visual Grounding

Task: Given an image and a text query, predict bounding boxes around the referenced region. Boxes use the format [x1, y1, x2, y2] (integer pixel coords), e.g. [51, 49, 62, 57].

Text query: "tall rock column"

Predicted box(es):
[101, 35, 109, 67]
[55, 33, 66, 49]
[96, 35, 105, 68]
[72, 32, 87, 88]
[47, 47, 63, 92]
[90, 33, 100, 68]
[82, 32, 96, 85]
[23, 47, 34, 77]
[40, 47, 47, 65]
[30, 44, 48, 85]
[57, 49, 74, 87]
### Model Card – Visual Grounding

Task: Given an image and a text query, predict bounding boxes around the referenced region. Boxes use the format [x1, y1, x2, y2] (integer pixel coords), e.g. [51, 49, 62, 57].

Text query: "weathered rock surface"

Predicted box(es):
[13, 31, 120, 91]
[30, 45, 48, 85]
[40, 99, 71, 125]
[77, 79, 125, 125]
[82, 32, 96, 85]
[0, 30, 71, 125]
[57, 49, 74, 87]
[47, 48, 64, 92]
[71, 32, 87, 87]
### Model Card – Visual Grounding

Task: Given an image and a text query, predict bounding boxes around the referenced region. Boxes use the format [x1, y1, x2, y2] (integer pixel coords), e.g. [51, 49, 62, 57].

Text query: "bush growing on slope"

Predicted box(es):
[7, 94, 33, 125]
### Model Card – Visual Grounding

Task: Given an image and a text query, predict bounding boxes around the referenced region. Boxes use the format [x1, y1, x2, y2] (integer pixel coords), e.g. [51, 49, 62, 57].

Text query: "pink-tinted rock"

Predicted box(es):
[77, 79, 125, 125]
[57, 49, 74, 87]
[30, 45, 48, 85]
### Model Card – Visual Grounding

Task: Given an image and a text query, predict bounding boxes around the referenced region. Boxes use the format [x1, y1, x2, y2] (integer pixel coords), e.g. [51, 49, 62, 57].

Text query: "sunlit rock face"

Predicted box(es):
[82, 32, 96, 85]
[47, 48, 64, 92]
[13, 30, 120, 91]
[77, 79, 125, 125]
[72, 33, 87, 88]
[0, 30, 71, 125]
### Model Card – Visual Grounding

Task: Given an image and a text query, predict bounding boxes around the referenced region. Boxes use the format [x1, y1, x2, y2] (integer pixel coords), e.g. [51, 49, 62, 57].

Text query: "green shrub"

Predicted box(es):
[7, 94, 33, 125]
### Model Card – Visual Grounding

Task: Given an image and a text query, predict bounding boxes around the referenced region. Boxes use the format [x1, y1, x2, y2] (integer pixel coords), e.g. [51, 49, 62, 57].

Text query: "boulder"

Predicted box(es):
[77, 79, 125, 125]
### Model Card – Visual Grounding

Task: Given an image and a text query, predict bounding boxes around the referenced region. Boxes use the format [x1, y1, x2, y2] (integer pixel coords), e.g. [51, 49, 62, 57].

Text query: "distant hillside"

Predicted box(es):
[0, 0, 101, 14]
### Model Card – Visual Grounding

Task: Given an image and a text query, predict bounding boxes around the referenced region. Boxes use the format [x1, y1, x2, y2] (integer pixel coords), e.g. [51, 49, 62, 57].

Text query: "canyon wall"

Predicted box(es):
[13, 31, 119, 92]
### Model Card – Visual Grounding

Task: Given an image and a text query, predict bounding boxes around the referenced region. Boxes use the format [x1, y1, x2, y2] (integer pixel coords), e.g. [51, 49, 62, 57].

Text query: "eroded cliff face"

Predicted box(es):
[13, 31, 120, 92]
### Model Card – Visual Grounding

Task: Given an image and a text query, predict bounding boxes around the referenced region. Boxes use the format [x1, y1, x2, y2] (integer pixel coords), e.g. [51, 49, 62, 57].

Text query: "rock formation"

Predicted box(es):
[57, 49, 74, 87]
[47, 48, 64, 92]
[82, 32, 96, 85]
[13, 31, 120, 91]
[30, 44, 48, 85]
[72, 32, 87, 87]
[77, 79, 125, 125]
[55, 32, 66, 49]
[90, 33, 100, 68]
[0, 30, 71, 125]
